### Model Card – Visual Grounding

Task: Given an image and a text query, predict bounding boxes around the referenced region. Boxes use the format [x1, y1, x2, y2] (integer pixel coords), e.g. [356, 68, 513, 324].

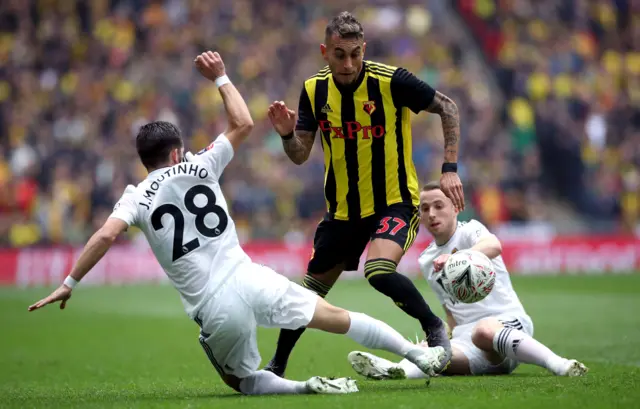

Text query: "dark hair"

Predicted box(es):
[136, 121, 183, 169]
[422, 181, 442, 192]
[325, 11, 364, 41]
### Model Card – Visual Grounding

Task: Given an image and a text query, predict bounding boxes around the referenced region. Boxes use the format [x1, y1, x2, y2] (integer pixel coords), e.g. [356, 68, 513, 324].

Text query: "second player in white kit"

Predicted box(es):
[27, 51, 448, 396]
[109, 131, 317, 380]
[348, 181, 588, 379]
[417, 218, 536, 375]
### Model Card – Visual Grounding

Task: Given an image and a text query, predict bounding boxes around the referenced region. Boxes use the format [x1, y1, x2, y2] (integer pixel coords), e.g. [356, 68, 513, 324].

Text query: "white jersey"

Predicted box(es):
[419, 220, 527, 325]
[109, 134, 251, 318]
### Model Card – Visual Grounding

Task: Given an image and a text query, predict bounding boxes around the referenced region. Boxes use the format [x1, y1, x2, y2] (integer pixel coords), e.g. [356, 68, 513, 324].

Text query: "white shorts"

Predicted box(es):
[451, 314, 534, 375]
[194, 263, 318, 378]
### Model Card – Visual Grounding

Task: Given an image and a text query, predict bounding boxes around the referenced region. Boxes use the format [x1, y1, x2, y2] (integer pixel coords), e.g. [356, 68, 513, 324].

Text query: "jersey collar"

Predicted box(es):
[436, 221, 460, 248]
[147, 167, 170, 179]
[332, 61, 367, 94]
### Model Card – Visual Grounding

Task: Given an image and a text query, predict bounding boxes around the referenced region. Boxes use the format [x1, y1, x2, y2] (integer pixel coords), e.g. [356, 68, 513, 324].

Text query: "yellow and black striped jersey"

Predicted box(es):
[296, 60, 436, 220]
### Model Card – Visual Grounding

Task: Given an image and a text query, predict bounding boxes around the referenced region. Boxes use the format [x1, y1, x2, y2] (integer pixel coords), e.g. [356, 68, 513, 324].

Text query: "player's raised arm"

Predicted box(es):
[390, 68, 464, 211]
[27, 217, 129, 312]
[195, 51, 254, 152]
[268, 86, 317, 165]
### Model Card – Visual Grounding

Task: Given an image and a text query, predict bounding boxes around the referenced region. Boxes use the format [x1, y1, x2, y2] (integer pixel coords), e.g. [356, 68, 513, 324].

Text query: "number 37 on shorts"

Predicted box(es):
[372, 205, 420, 252]
[307, 204, 420, 273]
[376, 217, 407, 236]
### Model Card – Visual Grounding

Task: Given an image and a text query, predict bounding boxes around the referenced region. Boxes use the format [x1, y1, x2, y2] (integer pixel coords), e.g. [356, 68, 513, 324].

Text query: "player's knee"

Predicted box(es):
[364, 258, 397, 283]
[302, 273, 333, 298]
[471, 321, 499, 350]
[307, 297, 350, 334]
[319, 299, 349, 322]
[367, 238, 404, 261]
[308, 272, 332, 285]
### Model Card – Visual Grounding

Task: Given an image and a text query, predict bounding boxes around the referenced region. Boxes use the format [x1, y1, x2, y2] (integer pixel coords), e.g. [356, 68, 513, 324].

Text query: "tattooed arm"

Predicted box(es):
[268, 85, 318, 165]
[426, 91, 460, 164]
[281, 131, 316, 165]
[426, 91, 464, 210]
[391, 67, 464, 210]
[390, 69, 460, 162]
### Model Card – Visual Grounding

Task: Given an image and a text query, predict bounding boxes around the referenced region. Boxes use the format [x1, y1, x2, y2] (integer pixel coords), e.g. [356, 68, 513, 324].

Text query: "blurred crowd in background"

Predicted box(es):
[458, 0, 639, 231]
[0, 0, 638, 247]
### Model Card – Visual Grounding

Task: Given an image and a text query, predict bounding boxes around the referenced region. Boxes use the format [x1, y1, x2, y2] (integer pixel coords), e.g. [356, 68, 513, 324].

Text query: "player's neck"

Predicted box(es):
[333, 63, 366, 92]
[435, 224, 458, 246]
[147, 162, 174, 174]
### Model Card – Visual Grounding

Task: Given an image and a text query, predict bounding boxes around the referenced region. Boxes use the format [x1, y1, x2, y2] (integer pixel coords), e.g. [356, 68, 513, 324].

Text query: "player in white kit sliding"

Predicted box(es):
[27, 51, 447, 396]
[347, 181, 588, 379]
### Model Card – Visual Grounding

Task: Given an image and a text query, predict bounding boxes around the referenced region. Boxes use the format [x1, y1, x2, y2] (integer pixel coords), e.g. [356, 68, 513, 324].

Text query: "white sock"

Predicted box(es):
[346, 311, 414, 357]
[398, 358, 429, 379]
[239, 370, 308, 395]
[493, 328, 566, 374]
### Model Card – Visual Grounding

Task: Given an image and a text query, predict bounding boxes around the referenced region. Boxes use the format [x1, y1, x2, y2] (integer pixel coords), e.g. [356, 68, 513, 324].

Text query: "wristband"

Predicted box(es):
[63, 275, 78, 289]
[215, 75, 231, 88]
[441, 162, 458, 173]
[281, 131, 294, 141]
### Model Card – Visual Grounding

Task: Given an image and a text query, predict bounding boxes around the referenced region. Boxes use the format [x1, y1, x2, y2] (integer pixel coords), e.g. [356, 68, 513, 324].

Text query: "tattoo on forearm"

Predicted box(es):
[283, 131, 315, 165]
[426, 91, 460, 163]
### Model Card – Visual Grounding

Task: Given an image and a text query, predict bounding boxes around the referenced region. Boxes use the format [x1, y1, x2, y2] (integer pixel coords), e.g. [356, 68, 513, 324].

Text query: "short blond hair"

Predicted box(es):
[422, 181, 441, 192]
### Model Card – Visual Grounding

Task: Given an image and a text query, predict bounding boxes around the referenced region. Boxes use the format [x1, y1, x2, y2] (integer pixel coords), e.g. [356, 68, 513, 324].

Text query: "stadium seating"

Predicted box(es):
[456, 0, 640, 232]
[0, 0, 637, 246]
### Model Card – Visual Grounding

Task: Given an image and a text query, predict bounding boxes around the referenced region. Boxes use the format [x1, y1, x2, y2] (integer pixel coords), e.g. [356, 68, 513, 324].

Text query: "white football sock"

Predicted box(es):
[493, 328, 566, 374]
[239, 370, 308, 395]
[346, 312, 414, 357]
[398, 358, 429, 379]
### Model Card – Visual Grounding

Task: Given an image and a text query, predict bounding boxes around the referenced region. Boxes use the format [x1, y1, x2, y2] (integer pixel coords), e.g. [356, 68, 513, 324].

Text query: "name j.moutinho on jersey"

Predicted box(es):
[139, 163, 209, 210]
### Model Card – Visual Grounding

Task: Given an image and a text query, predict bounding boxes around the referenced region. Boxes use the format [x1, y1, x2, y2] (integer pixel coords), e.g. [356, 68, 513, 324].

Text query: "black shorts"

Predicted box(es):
[307, 203, 420, 274]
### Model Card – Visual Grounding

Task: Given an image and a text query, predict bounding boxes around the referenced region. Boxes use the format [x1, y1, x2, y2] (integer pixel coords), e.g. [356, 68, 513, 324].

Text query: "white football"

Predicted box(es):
[441, 250, 496, 303]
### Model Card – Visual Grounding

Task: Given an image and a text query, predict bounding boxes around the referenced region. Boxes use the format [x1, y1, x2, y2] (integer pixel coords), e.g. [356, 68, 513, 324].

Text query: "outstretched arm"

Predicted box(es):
[67, 218, 128, 282]
[28, 218, 129, 311]
[470, 234, 503, 260]
[426, 91, 460, 166]
[464, 221, 503, 260]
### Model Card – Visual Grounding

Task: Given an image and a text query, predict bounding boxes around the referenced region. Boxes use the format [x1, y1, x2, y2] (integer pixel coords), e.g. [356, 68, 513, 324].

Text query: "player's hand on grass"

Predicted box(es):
[440, 172, 465, 212]
[433, 254, 451, 272]
[267, 101, 296, 136]
[27, 284, 72, 312]
[194, 51, 226, 81]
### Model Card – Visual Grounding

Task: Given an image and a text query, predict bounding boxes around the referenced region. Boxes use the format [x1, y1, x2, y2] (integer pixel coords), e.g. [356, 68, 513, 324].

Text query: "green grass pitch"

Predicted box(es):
[2, 274, 640, 409]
